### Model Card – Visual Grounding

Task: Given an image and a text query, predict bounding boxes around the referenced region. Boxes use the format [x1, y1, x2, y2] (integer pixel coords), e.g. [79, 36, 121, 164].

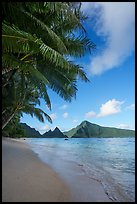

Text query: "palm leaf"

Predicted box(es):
[2, 54, 49, 85]
[22, 10, 68, 54]
[22, 105, 52, 123]
[64, 35, 96, 57]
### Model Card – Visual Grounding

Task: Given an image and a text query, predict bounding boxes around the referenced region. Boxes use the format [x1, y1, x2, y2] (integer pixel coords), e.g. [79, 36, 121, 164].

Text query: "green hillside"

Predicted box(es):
[20, 123, 67, 138]
[20, 123, 41, 138]
[64, 121, 135, 138]
[20, 121, 135, 138]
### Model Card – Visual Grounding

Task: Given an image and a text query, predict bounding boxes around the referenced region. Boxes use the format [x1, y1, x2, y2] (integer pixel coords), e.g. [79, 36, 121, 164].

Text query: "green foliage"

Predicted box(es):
[2, 115, 25, 138]
[20, 123, 41, 138]
[19, 124, 67, 138]
[2, 2, 95, 130]
[2, 72, 52, 130]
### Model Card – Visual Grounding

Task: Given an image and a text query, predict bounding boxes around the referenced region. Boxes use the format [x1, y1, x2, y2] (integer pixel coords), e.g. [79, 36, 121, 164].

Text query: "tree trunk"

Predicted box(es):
[2, 111, 16, 130]
[2, 109, 6, 115]
[2, 67, 13, 75]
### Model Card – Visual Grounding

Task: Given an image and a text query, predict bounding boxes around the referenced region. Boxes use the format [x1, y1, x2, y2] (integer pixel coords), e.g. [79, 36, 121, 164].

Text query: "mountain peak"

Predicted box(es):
[54, 127, 60, 131]
[43, 127, 67, 138]
[64, 121, 135, 138]
[80, 120, 91, 126]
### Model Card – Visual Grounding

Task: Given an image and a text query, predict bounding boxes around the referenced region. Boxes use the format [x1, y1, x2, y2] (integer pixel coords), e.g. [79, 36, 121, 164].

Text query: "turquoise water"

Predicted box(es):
[26, 137, 135, 202]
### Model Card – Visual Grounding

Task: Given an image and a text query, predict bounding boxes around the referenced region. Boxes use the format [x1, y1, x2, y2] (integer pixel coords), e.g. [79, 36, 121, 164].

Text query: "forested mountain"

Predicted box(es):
[21, 123, 41, 138]
[19, 121, 135, 138]
[64, 121, 135, 138]
[20, 123, 66, 138]
[42, 127, 67, 138]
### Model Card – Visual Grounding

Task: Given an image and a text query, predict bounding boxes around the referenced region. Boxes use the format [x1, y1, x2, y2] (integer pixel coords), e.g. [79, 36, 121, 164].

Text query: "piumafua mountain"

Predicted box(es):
[64, 121, 135, 138]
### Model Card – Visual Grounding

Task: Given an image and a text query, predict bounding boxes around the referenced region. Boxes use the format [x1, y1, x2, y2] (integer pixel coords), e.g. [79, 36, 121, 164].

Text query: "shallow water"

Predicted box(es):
[26, 137, 135, 202]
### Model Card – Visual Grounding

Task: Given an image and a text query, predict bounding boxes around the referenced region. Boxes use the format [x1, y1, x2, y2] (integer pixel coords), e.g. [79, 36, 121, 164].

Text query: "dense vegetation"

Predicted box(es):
[20, 123, 66, 138]
[64, 121, 135, 138]
[20, 123, 41, 138]
[9, 121, 135, 138]
[42, 127, 66, 138]
[3, 115, 25, 138]
[2, 2, 95, 137]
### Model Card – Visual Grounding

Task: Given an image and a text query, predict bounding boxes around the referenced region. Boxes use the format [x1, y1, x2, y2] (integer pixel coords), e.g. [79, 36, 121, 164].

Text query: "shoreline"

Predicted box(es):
[2, 138, 72, 202]
[2, 137, 112, 202]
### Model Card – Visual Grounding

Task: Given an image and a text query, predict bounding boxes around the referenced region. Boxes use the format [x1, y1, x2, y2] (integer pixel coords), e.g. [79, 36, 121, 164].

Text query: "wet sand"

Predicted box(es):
[2, 138, 112, 202]
[2, 138, 71, 202]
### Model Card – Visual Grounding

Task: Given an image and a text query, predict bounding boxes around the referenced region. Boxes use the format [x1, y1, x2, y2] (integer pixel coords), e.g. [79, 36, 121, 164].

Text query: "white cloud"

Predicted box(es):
[40, 124, 50, 131]
[117, 124, 131, 130]
[125, 103, 135, 110]
[85, 111, 96, 118]
[63, 112, 68, 118]
[49, 113, 57, 120]
[73, 119, 78, 123]
[35, 124, 51, 134]
[97, 99, 124, 117]
[59, 104, 68, 110]
[82, 2, 135, 75]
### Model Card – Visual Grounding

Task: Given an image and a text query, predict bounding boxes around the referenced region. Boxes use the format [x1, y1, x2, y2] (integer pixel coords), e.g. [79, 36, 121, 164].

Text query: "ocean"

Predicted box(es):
[25, 137, 135, 202]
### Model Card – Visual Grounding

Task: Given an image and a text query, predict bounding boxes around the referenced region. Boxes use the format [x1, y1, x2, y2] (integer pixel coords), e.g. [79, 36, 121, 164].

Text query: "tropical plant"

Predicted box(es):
[2, 2, 95, 131]
[2, 72, 52, 130]
[2, 114, 25, 138]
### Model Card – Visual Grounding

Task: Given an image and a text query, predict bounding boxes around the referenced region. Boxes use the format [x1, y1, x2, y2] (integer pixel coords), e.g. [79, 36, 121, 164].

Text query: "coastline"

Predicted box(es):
[2, 138, 71, 202]
[2, 137, 112, 202]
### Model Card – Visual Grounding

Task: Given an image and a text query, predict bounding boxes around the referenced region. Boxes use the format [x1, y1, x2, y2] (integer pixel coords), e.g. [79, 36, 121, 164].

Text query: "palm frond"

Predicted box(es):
[22, 10, 68, 54]
[22, 105, 52, 123]
[2, 23, 34, 54]
[3, 23, 85, 74]
[64, 35, 96, 57]
[25, 77, 52, 110]
[69, 63, 90, 82]
[39, 85, 51, 110]
[2, 2, 94, 129]
[2, 54, 49, 85]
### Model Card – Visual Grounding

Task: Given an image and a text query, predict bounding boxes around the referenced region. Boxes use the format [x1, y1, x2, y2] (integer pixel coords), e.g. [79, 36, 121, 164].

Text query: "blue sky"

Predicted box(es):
[20, 2, 135, 134]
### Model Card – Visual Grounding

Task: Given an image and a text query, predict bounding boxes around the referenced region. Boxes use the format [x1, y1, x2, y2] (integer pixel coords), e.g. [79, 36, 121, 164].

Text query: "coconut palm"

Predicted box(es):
[2, 2, 95, 130]
[2, 72, 52, 130]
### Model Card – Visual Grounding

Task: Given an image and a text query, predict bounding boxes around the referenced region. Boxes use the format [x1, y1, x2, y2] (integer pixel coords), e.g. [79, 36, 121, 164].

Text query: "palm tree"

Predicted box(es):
[2, 2, 95, 129]
[2, 72, 52, 130]
[2, 114, 25, 138]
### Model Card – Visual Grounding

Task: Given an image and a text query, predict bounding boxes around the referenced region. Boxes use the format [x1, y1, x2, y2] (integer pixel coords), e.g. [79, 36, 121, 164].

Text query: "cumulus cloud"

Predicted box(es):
[81, 2, 135, 75]
[125, 103, 135, 110]
[97, 99, 124, 117]
[49, 113, 57, 120]
[85, 111, 96, 118]
[59, 104, 68, 110]
[63, 112, 68, 118]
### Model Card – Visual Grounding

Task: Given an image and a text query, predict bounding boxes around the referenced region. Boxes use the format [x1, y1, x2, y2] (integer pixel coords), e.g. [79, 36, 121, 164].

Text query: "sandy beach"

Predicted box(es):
[2, 138, 112, 202]
[2, 138, 71, 202]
